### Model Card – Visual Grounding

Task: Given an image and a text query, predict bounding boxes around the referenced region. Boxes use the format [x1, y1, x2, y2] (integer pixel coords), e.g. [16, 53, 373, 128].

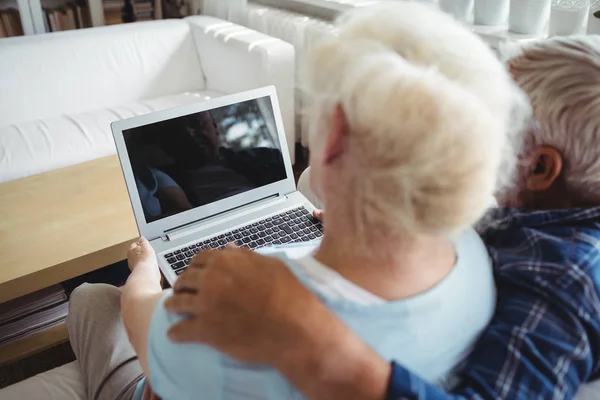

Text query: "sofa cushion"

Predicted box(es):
[0, 90, 222, 183]
[0, 361, 84, 400]
[0, 20, 206, 127]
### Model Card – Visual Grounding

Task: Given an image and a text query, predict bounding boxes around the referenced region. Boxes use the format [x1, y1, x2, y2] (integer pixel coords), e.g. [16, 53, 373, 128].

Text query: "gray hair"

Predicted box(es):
[509, 35, 600, 198]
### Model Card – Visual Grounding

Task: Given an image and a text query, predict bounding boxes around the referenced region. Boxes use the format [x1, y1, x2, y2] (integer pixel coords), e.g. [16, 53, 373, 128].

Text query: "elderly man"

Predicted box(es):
[165, 34, 600, 399]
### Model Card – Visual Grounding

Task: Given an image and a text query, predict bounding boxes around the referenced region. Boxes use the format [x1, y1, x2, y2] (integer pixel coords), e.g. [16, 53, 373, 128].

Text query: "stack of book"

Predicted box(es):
[44, 2, 91, 32]
[0, 8, 24, 37]
[0, 285, 68, 347]
[135, 0, 153, 21]
[103, 0, 123, 25]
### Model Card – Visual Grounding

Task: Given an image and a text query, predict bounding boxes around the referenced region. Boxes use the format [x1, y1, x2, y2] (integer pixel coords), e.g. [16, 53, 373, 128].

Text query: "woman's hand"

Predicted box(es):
[127, 237, 156, 269]
[313, 209, 324, 222]
[127, 237, 161, 283]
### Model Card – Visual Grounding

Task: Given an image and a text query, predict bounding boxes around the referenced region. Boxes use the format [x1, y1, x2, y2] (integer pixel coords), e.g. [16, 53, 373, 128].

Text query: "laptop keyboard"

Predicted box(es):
[163, 207, 323, 275]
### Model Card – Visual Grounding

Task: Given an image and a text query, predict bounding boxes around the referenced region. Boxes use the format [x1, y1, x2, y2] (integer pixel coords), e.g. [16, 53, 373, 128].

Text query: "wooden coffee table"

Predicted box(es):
[0, 156, 138, 365]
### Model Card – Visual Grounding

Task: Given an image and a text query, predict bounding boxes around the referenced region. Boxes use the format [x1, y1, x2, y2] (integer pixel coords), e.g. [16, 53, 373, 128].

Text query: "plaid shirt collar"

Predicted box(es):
[478, 206, 600, 236]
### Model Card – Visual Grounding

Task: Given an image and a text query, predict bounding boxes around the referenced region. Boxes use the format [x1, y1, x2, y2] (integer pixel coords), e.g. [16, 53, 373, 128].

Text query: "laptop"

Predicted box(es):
[112, 86, 323, 284]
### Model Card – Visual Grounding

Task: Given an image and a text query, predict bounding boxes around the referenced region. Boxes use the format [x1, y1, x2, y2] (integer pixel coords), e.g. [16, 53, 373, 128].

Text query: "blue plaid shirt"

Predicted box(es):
[387, 207, 600, 400]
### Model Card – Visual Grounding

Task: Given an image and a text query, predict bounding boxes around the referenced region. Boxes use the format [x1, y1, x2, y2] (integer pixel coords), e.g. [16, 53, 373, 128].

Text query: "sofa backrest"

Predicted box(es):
[0, 20, 205, 127]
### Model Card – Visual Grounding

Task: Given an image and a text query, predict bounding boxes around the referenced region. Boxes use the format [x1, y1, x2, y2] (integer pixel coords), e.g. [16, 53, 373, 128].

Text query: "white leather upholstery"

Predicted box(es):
[0, 17, 296, 183]
[0, 90, 222, 183]
[0, 20, 205, 127]
[186, 16, 296, 156]
[0, 361, 84, 400]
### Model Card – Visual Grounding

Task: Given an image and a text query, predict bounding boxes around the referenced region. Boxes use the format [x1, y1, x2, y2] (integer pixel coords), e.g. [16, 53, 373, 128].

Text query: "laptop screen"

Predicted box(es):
[123, 96, 288, 224]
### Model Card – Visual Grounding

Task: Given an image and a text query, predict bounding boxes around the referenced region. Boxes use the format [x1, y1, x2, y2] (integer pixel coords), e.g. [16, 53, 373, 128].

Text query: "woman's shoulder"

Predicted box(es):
[454, 227, 493, 274]
[448, 227, 496, 329]
[451, 227, 495, 305]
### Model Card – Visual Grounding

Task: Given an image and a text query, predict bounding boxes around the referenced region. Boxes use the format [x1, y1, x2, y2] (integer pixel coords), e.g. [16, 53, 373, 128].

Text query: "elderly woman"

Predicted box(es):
[66, 2, 519, 399]
[164, 36, 600, 400]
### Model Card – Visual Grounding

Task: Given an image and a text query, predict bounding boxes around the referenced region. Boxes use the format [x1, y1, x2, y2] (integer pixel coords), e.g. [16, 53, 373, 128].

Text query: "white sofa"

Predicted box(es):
[0, 361, 85, 399]
[0, 15, 294, 398]
[0, 16, 296, 184]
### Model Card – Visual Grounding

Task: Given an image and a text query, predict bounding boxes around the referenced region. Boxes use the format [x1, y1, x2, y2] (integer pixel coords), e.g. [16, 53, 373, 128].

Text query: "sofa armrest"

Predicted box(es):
[185, 16, 296, 163]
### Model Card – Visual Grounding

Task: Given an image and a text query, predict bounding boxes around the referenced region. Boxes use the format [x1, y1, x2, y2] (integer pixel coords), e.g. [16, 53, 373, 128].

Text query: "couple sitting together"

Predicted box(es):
[67, 2, 600, 399]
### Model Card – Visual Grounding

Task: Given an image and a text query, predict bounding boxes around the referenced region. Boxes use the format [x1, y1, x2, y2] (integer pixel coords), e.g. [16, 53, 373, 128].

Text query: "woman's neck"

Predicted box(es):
[313, 212, 457, 301]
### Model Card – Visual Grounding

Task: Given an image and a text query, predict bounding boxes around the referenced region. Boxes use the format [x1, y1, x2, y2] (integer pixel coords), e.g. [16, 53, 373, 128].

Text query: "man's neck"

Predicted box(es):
[518, 187, 600, 210]
[513, 175, 600, 210]
[313, 212, 456, 301]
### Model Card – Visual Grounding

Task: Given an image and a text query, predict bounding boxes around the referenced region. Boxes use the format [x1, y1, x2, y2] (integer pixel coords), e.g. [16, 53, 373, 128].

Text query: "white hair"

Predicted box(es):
[305, 1, 525, 237]
[508, 35, 600, 198]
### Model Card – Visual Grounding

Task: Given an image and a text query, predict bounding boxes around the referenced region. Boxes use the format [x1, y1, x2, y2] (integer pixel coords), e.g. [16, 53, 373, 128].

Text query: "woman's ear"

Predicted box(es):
[526, 146, 563, 192]
[323, 104, 349, 164]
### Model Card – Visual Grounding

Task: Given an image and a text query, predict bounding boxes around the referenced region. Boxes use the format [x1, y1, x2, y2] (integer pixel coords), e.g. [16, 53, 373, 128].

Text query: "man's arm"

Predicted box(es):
[272, 301, 390, 400]
[283, 282, 594, 400]
[165, 249, 591, 400]
[385, 290, 594, 399]
[164, 248, 390, 400]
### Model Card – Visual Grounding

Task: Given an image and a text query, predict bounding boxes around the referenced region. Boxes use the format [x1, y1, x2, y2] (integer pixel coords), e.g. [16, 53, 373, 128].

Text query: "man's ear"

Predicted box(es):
[526, 146, 563, 191]
[323, 104, 349, 164]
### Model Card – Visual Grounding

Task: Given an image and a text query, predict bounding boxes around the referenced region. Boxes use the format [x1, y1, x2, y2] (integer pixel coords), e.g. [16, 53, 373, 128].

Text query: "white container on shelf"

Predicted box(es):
[439, 0, 474, 22]
[588, 1, 600, 33]
[474, 0, 509, 25]
[509, 0, 552, 34]
[549, 0, 589, 36]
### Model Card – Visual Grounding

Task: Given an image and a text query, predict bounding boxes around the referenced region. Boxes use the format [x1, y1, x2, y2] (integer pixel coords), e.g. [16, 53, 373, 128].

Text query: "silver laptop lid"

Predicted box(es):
[111, 86, 296, 240]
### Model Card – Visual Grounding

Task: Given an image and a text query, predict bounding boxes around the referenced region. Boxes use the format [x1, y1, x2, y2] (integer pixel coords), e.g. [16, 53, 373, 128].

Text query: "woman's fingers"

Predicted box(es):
[313, 209, 324, 222]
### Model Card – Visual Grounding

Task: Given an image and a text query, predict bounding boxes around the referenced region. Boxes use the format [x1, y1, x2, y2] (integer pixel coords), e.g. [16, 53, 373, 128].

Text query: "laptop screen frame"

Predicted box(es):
[111, 86, 297, 241]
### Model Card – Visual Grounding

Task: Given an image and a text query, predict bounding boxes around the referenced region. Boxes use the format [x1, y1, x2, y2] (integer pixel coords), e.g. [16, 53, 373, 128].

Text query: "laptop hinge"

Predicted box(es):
[165, 193, 285, 242]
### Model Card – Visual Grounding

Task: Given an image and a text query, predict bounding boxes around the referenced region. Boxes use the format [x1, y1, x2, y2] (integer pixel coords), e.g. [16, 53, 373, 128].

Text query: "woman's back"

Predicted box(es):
[145, 228, 494, 399]
[142, 1, 518, 397]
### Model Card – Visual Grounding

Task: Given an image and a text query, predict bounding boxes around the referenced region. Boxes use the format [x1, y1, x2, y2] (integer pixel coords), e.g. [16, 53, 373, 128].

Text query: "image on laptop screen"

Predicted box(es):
[123, 96, 287, 223]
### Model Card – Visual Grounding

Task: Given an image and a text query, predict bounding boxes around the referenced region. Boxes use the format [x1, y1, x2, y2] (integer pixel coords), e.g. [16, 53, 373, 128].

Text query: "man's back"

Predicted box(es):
[455, 208, 600, 399]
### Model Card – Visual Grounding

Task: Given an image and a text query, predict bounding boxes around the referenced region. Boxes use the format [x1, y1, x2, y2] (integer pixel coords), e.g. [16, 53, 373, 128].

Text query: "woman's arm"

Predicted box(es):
[121, 238, 164, 376]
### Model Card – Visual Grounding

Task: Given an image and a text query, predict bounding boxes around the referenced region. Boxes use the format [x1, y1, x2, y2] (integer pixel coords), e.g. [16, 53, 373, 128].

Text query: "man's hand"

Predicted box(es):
[164, 247, 322, 364]
[164, 247, 390, 400]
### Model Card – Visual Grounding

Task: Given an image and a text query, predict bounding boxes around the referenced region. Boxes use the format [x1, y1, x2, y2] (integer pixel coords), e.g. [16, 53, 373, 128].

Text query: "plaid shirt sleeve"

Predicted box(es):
[387, 291, 594, 399]
[385, 216, 600, 400]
